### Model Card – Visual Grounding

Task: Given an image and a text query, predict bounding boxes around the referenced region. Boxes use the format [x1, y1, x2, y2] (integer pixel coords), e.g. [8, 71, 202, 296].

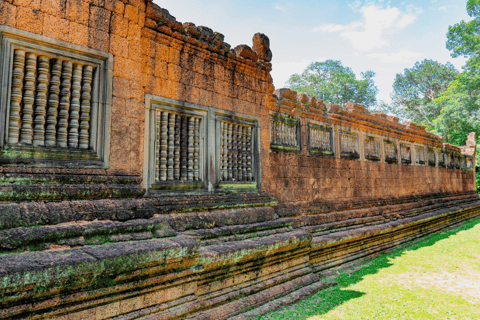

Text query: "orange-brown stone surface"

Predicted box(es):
[1, 0, 479, 319]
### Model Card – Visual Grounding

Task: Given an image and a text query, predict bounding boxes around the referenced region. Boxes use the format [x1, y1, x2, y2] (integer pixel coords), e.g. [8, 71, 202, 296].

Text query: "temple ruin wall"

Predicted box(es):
[0, 0, 478, 318]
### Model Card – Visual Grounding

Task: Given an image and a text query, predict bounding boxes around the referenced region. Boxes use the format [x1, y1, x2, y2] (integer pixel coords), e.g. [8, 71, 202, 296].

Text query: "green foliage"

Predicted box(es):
[387, 59, 458, 126]
[446, 0, 480, 59]
[382, 0, 480, 159]
[286, 60, 378, 108]
[433, 74, 480, 145]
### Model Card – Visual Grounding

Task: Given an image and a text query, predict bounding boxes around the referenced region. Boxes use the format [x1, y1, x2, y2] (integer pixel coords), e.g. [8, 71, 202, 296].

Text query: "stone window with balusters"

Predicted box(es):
[0, 26, 112, 168]
[269, 114, 301, 153]
[307, 122, 334, 156]
[427, 147, 436, 167]
[400, 143, 412, 164]
[144, 96, 260, 195]
[364, 135, 381, 161]
[384, 139, 397, 163]
[414, 145, 425, 165]
[339, 130, 359, 159]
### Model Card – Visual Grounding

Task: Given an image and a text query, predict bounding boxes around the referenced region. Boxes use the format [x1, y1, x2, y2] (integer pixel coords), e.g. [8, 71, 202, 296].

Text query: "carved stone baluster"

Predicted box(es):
[33, 56, 49, 146]
[277, 121, 281, 145]
[237, 125, 243, 182]
[220, 122, 225, 181]
[167, 113, 175, 180]
[56, 61, 73, 147]
[286, 123, 289, 145]
[174, 115, 181, 180]
[290, 124, 294, 146]
[187, 117, 194, 181]
[155, 110, 161, 180]
[321, 130, 325, 149]
[194, 118, 200, 181]
[280, 122, 284, 145]
[241, 126, 247, 181]
[327, 131, 330, 150]
[247, 126, 253, 181]
[273, 120, 277, 144]
[232, 124, 238, 181]
[222, 121, 228, 181]
[291, 124, 295, 146]
[7, 50, 26, 144]
[181, 116, 188, 180]
[68, 64, 82, 148]
[320, 130, 324, 150]
[276, 121, 279, 145]
[270, 120, 274, 145]
[227, 123, 233, 180]
[160, 111, 168, 181]
[79, 65, 93, 149]
[321, 130, 325, 150]
[45, 59, 62, 147]
[20, 52, 37, 144]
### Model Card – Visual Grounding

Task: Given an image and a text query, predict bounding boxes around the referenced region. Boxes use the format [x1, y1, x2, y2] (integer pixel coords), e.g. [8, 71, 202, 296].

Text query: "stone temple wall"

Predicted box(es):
[263, 90, 474, 203]
[0, 0, 479, 319]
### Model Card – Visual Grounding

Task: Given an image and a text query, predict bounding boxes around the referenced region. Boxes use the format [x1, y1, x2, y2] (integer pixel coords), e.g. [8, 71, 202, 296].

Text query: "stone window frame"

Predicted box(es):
[338, 126, 360, 160]
[144, 98, 208, 194]
[466, 155, 474, 171]
[438, 148, 446, 167]
[426, 146, 437, 167]
[400, 142, 412, 165]
[454, 152, 462, 170]
[0, 25, 113, 168]
[214, 110, 261, 192]
[306, 120, 334, 157]
[413, 144, 426, 166]
[461, 154, 467, 171]
[144, 95, 261, 196]
[363, 133, 382, 162]
[269, 113, 302, 154]
[383, 138, 398, 164]
[445, 150, 454, 169]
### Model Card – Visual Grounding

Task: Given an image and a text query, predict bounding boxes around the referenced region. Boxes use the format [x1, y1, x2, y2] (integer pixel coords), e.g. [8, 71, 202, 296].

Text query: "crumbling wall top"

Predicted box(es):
[271, 87, 444, 143]
[144, 2, 272, 70]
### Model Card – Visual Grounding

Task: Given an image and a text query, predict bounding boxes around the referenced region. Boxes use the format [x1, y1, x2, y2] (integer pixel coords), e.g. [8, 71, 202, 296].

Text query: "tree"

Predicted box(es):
[433, 76, 480, 144]
[434, 0, 480, 146]
[446, 0, 480, 60]
[388, 60, 458, 128]
[286, 60, 378, 108]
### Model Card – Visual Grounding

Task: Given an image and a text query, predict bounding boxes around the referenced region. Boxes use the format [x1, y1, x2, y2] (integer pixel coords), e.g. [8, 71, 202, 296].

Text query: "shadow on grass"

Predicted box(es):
[257, 214, 480, 320]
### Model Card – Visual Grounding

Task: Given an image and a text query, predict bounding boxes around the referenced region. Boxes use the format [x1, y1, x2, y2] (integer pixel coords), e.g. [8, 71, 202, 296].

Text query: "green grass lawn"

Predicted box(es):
[256, 216, 480, 320]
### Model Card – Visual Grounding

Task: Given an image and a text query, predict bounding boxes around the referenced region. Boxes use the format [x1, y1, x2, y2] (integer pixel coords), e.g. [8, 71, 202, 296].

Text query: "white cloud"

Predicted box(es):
[271, 59, 319, 89]
[348, 0, 362, 11]
[367, 50, 422, 64]
[274, 3, 285, 11]
[313, 23, 349, 33]
[313, 4, 419, 52]
[439, 6, 447, 12]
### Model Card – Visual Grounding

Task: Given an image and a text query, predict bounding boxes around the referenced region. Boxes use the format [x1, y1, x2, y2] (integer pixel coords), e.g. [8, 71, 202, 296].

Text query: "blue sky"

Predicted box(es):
[156, 0, 470, 104]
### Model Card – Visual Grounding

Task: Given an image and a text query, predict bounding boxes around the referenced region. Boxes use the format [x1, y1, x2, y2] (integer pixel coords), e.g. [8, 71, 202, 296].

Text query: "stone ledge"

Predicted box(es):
[0, 237, 199, 318]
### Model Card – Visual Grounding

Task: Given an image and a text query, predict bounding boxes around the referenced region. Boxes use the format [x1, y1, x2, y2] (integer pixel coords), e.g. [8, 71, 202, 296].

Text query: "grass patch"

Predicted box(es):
[256, 215, 480, 320]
